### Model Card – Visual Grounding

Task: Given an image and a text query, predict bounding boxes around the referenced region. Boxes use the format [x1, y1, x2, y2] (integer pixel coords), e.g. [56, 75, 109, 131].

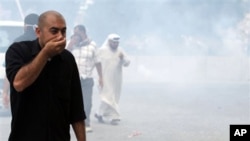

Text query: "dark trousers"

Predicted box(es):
[80, 78, 94, 126]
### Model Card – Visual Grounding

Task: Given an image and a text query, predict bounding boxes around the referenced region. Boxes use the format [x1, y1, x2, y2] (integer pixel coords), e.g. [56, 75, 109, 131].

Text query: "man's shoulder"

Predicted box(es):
[62, 49, 75, 59]
[82, 40, 96, 48]
[8, 40, 37, 54]
[6, 40, 38, 61]
[10, 40, 28, 47]
[80, 40, 96, 51]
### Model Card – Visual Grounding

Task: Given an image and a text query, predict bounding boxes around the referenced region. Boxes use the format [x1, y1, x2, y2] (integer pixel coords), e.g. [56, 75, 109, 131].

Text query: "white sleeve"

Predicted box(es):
[120, 48, 130, 67]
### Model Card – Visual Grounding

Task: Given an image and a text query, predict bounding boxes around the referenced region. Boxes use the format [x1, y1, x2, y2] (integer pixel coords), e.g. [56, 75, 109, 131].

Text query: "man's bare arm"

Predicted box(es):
[13, 49, 50, 92]
[2, 77, 10, 108]
[13, 37, 66, 92]
[72, 121, 86, 141]
[95, 62, 103, 88]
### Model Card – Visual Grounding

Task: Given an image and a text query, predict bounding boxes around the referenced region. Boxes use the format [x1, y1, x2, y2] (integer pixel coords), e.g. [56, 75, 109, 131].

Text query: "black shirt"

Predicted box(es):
[14, 28, 37, 42]
[5, 39, 85, 141]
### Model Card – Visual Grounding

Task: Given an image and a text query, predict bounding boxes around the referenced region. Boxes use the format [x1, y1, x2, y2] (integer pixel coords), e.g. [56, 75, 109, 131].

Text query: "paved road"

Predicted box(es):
[1, 82, 250, 141]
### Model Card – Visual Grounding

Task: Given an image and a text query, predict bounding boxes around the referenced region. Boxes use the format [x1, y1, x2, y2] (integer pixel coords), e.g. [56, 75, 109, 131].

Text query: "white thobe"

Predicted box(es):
[97, 46, 130, 121]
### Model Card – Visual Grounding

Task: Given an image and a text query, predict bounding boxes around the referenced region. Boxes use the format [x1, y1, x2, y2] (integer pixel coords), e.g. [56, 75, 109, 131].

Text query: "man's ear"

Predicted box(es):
[35, 27, 40, 37]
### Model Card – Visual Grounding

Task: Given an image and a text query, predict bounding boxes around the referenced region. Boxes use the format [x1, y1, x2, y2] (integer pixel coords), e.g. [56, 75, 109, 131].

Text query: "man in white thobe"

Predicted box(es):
[95, 33, 130, 125]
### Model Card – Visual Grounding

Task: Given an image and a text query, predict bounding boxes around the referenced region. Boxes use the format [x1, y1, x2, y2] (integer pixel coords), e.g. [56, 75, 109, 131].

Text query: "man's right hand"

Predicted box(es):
[43, 36, 66, 58]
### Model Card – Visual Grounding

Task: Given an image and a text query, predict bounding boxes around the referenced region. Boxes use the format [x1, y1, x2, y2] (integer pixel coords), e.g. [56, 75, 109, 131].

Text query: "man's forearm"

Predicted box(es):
[95, 63, 103, 87]
[13, 50, 49, 92]
[72, 120, 86, 141]
[95, 63, 102, 79]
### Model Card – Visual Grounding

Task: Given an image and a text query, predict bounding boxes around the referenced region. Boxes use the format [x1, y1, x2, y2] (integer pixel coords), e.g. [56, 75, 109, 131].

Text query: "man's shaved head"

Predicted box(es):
[38, 10, 65, 28]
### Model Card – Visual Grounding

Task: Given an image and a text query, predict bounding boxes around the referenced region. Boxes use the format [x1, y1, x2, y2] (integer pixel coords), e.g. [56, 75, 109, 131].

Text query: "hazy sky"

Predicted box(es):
[82, 0, 250, 55]
[1, 0, 250, 55]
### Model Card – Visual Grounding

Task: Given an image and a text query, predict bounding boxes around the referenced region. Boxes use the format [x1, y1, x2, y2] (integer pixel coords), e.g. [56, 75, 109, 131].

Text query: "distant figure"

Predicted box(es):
[68, 25, 103, 132]
[95, 33, 130, 125]
[2, 13, 39, 109]
[5, 10, 86, 141]
[14, 13, 39, 42]
[66, 25, 81, 51]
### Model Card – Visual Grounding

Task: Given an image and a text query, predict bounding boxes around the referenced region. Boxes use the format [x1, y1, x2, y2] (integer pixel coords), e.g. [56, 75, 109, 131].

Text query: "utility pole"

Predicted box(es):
[15, 0, 24, 20]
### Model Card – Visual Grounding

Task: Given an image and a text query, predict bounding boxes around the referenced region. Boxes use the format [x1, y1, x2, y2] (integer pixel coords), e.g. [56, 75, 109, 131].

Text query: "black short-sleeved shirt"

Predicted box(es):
[5, 39, 86, 141]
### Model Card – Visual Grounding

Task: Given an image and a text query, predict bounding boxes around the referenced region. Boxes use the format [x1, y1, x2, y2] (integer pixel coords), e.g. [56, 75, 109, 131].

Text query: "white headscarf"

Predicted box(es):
[108, 33, 120, 42]
[101, 33, 120, 48]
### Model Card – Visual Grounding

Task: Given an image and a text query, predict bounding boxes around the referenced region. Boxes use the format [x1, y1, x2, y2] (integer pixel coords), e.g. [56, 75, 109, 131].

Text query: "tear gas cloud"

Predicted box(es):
[1, 1, 250, 141]
[1, 0, 249, 55]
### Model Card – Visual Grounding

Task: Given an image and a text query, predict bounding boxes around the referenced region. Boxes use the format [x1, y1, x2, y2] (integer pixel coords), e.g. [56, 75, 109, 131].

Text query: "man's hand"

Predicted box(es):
[98, 78, 103, 89]
[119, 52, 124, 60]
[43, 36, 66, 58]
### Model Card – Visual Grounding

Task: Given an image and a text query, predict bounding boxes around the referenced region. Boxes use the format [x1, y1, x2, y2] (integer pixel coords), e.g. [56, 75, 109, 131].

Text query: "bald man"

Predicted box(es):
[5, 10, 86, 141]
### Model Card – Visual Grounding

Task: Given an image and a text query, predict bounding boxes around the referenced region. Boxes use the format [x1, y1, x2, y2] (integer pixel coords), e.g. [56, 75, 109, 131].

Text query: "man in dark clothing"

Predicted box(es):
[5, 10, 86, 141]
[2, 13, 39, 109]
[14, 13, 39, 42]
